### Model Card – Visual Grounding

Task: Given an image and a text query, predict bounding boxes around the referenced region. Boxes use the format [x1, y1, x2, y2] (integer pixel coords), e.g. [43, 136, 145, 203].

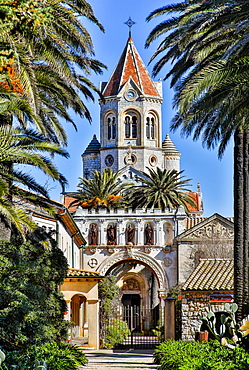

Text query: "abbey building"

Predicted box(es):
[62, 34, 234, 344]
[67, 35, 203, 306]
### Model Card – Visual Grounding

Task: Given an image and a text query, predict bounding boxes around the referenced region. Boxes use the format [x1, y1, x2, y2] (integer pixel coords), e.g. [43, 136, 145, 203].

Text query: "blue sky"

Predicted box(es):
[41, 0, 234, 217]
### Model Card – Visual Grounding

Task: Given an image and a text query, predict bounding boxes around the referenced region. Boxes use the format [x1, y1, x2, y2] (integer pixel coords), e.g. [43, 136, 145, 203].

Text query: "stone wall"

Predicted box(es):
[181, 291, 233, 341]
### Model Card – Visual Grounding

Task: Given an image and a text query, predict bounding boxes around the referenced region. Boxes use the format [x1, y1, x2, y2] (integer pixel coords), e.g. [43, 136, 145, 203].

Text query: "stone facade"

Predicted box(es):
[181, 291, 233, 341]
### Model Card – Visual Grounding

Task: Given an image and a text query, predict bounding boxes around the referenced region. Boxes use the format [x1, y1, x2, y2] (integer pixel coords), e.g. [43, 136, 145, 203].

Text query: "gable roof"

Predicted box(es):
[176, 213, 234, 242]
[183, 259, 234, 291]
[102, 37, 160, 98]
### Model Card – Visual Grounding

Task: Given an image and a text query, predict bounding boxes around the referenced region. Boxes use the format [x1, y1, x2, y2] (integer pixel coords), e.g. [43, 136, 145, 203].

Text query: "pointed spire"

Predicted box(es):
[102, 38, 160, 98]
[162, 134, 180, 154]
[83, 134, 100, 155]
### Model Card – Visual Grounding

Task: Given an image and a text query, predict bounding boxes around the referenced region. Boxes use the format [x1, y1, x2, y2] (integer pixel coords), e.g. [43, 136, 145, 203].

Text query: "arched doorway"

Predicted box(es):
[71, 294, 86, 338]
[97, 253, 167, 348]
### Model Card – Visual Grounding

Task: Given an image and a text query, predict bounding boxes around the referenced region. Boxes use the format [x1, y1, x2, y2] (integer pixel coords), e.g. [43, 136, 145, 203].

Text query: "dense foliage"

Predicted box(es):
[0, 0, 106, 144]
[1, 342, 87, 369]
[129, 167, 196, 213]
[154, 340, 249, 370]
[69, 169, 132, 210]
[0, 236, 69, 351]
[105, 319, 130, 349]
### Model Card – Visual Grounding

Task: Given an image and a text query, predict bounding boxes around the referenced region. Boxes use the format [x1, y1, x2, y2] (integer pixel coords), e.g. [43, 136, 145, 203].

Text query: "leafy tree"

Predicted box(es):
[0, 234, 69, 352]
[146, 0, 249, 320]
[69, 169, 132, 210]
[130, 167, 196, 213]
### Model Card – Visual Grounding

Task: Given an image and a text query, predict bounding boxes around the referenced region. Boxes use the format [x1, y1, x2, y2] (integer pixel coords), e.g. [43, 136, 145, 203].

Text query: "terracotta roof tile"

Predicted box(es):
[186, 192, 201, 212]
[103, 37, 160, 98]
[64, 195, 79, 213]
[183, 259, 234, 291]
[67, 268, 102, 279]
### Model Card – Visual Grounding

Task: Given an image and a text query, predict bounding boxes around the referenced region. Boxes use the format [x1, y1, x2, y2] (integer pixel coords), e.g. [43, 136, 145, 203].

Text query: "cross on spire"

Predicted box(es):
[124, 16, 136, 37]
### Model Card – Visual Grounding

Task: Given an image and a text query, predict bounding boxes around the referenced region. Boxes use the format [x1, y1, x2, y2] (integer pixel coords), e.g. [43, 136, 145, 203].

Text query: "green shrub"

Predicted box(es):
[35, 342, 88, 369]
[154, 340, 249, 370]
[105, 319, 130, 348]
[2, 342, 87, 369]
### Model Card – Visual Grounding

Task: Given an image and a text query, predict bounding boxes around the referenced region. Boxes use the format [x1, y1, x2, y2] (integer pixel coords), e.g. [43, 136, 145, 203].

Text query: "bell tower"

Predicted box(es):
[99, 25, 164, 174]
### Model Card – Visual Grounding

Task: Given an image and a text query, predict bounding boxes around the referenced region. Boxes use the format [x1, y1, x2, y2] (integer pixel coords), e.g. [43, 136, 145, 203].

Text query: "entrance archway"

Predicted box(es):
[97, 250, 168, 292]
[71, 294, 86, 338]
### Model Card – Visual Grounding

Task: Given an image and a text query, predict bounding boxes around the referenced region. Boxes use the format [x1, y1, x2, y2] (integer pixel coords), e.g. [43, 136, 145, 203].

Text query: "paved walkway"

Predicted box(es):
[80, 349, 159, 370]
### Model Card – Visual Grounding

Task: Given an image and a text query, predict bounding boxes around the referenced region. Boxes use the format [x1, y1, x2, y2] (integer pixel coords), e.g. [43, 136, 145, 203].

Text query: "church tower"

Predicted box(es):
[82, 30, 181, 178]
[99, 36, 164, 174]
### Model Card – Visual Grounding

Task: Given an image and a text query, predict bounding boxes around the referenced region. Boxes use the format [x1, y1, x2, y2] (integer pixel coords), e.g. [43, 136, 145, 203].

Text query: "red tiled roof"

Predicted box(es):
[103, 37, 160, 98]
[64, 195, 79, 213]
[183, 259, 234, 291]
[186, 192, 201, 212]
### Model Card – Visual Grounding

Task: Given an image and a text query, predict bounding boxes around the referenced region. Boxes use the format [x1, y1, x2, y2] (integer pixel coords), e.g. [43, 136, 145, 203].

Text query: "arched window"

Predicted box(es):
[132, 116, 137, 138]
[146, 113, 157, 139]
[106, 113, 116, 140]
[112, 117, 116, 139]
[124, 112, 138, 139]
[151, 117, 155, 139]
[107, 117, 112, 140]
[146, 117, 150, 138]
[125, 116, 130, 138]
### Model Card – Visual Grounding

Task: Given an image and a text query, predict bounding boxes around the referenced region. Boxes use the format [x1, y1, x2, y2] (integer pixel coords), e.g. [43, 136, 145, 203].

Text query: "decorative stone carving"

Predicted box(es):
[88, 258, 98, 268]
[144, 246, 151, 254]
[164, 245, 172, 253]
[97, 250, 168, 290]
[107, 247, 115, 254]
[122, 278, 140, 291]
[125, 245, 133, 258]
[191, 221, 233, 240]
[163, 257, 173, 267]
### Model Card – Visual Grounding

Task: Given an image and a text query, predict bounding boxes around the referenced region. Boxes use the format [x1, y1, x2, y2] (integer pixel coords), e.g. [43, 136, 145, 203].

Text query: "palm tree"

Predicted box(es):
[69, 169, 132, 210]
[146, 0, 249, 319]
[0, 125, 69, 239]
[129, 167, 196, 213]
[0, 0, 106, 144]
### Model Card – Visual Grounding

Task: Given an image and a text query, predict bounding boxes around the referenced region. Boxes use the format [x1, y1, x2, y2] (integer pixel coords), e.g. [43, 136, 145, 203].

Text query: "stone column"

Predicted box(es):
[99, 219, 105, 246]
[155, 219, 161, 246]
[117, 219, 122, 245]
[83, 301, 89, 338]
[87, 299, 99, 349]
[137, 219, 143, 245]
[164, 297, 175, 340]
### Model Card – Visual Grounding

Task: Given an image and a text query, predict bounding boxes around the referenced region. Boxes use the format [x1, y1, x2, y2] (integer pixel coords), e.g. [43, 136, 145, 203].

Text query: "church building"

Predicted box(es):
[63, 30, 234, 345]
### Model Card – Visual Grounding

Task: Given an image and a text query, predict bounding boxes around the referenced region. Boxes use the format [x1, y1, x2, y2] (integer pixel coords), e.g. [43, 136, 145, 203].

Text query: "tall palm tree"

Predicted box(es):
[0, 0, 106, 144]
[69, 169, 132, 210]
[129, 167, 196, 213]
[0, 125, 69, 239]
[146, 0, 249, 319]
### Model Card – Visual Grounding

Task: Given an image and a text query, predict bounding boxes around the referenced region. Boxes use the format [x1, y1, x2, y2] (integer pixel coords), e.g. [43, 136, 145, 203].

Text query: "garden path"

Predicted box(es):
[79, 349, 159, 370]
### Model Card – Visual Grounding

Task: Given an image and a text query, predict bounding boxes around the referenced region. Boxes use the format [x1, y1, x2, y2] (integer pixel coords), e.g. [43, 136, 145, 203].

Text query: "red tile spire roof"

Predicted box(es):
[102, 37, 160, 98]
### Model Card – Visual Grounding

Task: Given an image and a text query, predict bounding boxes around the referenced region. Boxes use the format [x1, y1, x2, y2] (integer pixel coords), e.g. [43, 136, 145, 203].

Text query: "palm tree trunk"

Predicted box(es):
[243, 130, 249, 315]
[0, 113, 13, 241]
[234, 128, 244, 321]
